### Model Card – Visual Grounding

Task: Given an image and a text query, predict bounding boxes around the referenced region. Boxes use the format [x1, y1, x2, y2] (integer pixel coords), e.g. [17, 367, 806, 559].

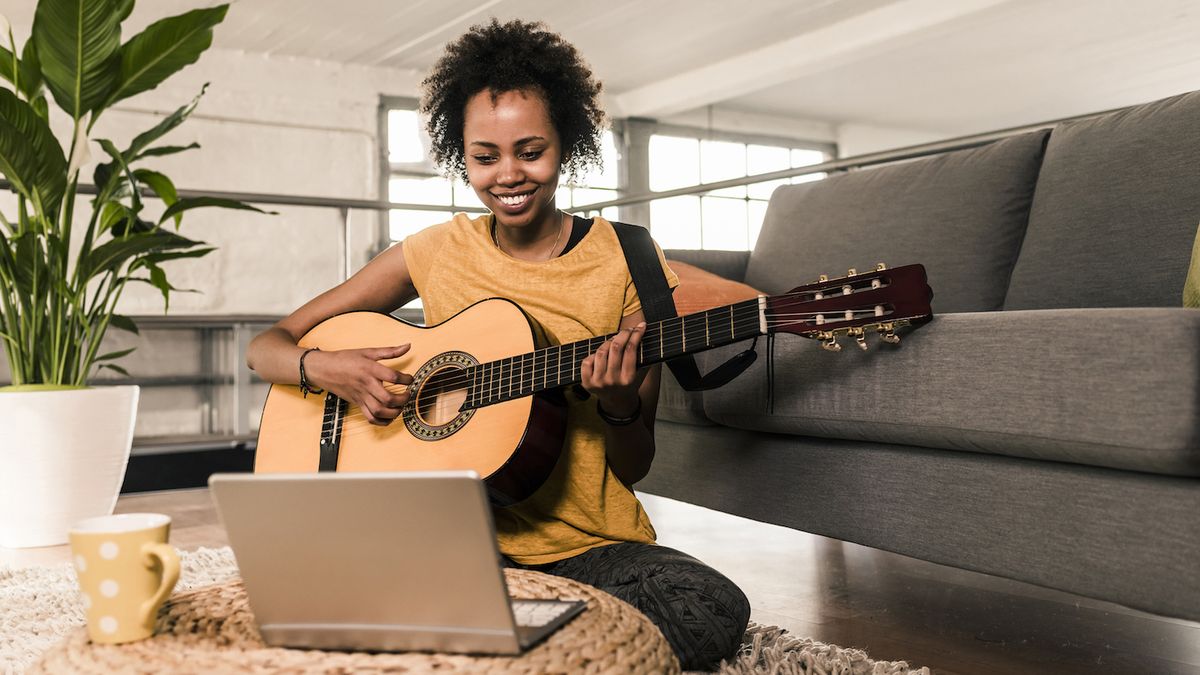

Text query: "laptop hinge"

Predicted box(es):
[318, 394, 347, 472]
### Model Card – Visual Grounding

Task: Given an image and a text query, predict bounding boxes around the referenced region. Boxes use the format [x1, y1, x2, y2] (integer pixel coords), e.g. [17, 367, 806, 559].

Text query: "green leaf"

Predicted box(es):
[107, 5, 228, 106]
[109, 313, 139, 335]
[135, 142, 199, 158]
[97, 363, 131, 376]
[19, 40, 43, 100]
[159, 196, 273, 225]
[32, 0, 123, 120]
[0, 46, 15, 89]
[115, 0, 135, 22]
[133, 168, 179, 225]
[141, 247, 214, 265]
[95, 346, 136, 362]
[30, 93, 49, 121]
[96, 137, 140, 212]
[125, 83, 206, 159]
[84, 231, 175, 276]
[0, 117, 41, 204]
[0, 89, 69, 220]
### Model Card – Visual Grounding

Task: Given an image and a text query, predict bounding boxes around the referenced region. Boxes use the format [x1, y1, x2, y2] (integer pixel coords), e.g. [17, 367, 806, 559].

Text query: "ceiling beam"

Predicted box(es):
[612, 0, 1015, 118]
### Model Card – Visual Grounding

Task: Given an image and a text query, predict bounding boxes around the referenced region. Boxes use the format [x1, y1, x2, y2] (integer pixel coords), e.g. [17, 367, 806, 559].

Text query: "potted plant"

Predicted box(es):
[0, 0, 265, 547]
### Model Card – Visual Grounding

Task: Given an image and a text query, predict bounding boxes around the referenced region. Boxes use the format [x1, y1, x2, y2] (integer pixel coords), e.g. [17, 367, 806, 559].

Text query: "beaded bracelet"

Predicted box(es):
[596, 397, 641, 426]
[299, 347, 324, 398]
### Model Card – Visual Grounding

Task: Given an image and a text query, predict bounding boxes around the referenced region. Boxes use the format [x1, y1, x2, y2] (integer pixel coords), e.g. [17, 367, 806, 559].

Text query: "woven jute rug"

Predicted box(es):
[1, 547, 929, 675]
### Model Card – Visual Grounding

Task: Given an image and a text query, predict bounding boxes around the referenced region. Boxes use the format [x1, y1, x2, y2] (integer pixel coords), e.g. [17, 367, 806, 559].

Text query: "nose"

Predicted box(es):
[496, 155, 524, 187]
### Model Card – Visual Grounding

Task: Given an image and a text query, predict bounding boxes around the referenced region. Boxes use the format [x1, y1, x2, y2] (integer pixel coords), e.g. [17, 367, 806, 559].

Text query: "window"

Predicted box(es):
[383, 98, 621, 245]
[380, 97, 832, 258]
[646, 131, 831, 250]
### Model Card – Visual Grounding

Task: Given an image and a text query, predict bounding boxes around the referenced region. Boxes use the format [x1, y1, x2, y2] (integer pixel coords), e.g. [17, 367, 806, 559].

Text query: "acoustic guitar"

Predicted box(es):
[255, 263, 933, 505]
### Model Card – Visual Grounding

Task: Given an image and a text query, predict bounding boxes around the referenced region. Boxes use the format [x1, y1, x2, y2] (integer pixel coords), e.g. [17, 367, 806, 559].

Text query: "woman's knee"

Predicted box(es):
[647, 564, 751, 670]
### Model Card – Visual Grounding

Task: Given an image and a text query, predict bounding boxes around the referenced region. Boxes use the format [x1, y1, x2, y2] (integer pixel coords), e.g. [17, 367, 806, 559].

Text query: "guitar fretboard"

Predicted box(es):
[461, 298, 761, 410]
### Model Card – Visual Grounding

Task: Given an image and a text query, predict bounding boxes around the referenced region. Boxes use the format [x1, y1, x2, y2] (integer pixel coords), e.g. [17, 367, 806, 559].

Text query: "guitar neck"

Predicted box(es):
[461, 298, 763, 410]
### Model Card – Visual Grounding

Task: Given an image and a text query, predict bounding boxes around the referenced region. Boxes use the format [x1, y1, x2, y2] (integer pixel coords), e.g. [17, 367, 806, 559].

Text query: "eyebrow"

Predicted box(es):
[468, 136, 547, 149]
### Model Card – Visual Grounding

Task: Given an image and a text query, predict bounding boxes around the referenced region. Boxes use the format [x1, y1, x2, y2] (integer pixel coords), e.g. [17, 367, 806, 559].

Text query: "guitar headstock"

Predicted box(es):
[765, 263, 933, 351]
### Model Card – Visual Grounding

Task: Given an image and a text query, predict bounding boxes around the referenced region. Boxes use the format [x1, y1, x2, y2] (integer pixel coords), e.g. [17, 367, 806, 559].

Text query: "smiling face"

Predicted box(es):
[462, 88, 564, 237]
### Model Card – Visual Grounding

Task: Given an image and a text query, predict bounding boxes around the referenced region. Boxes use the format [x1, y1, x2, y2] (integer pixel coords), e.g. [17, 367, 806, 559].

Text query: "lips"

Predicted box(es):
[493, 189, 535, 211]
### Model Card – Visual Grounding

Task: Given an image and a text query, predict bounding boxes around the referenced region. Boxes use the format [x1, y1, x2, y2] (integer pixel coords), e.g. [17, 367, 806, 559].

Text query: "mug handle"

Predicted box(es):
[138, 543, 181, 630]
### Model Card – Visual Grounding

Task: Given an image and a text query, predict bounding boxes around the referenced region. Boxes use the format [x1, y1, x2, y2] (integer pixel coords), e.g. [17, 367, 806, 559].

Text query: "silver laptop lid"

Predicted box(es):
[209, 471, 522, 654]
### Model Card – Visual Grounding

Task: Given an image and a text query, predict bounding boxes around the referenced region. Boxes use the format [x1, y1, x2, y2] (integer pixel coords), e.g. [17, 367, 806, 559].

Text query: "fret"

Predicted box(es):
[704, 312, 710, 348]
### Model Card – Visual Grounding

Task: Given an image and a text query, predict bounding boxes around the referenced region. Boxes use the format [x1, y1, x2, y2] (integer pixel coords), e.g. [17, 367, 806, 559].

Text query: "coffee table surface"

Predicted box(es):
[0, 489, 226, 569]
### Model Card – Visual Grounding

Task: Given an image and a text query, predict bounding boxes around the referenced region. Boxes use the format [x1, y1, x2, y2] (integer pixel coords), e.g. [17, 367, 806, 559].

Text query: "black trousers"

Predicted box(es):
[503, 542, 751, 671]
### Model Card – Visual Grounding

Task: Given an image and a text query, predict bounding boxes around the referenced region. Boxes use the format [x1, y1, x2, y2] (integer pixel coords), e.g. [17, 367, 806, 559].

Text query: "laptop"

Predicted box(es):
[208, 471, 585, 655]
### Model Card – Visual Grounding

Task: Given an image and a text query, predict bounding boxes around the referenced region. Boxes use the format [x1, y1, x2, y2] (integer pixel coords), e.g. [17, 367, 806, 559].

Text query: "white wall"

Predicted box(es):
[79, 48, 423, 316]
[835, 121, 949, 158]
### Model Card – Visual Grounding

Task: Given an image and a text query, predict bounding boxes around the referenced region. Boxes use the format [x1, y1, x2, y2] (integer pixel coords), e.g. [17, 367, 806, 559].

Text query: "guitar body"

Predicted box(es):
[254, 299, 568, 505]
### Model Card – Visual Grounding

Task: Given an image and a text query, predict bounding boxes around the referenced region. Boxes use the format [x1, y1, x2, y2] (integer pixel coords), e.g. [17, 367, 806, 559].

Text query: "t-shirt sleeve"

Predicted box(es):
[400, 221, 450, 297]
[622, 238, 681, 318]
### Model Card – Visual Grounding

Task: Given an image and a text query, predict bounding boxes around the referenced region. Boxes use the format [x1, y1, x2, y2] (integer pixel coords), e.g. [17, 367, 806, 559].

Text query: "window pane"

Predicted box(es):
[700, 139, 745, 198]
[748, 200, 769, 249]
[748, 144, 790, 200]
[649, 196, 702, 249]
[389, 209, 452, 242]
[791, 148, 827, 184]
[452, 179, 485, 209]
[577, 130, 620, 189]
[388, 109, 426, 164]
[701, 197, 749, 251]
[570, 187, 618, 211]
[649, 135, 699, 191]
[390, 177, 452, 206]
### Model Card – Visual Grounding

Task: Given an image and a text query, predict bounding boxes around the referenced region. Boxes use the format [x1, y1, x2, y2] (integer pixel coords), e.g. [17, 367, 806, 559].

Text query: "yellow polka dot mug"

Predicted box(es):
[69, 513, 181, 644]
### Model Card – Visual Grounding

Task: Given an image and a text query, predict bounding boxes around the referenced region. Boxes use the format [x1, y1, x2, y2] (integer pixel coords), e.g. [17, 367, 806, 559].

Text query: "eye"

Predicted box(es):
[472, 155, 497, 164]
[519, 150, 544, 161]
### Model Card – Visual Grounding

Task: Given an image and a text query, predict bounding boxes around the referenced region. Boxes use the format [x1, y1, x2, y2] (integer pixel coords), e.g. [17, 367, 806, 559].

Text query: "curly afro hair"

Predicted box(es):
[420, 19, 606, 183]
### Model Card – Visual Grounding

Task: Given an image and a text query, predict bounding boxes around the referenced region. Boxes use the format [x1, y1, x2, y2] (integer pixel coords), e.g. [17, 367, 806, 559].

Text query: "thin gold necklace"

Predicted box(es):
[493, 213, 567, 261]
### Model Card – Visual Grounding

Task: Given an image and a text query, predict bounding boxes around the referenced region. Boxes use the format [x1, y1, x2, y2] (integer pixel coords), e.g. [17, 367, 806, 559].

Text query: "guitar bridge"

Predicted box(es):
[318, 394, 348, 471]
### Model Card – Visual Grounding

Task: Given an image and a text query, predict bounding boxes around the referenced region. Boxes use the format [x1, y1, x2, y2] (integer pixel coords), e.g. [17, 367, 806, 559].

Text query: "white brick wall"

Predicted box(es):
[69, 48, 422, 316]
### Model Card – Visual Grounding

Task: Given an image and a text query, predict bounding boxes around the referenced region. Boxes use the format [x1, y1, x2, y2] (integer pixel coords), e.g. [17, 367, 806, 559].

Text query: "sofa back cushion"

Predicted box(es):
[1004, 91, 1200, 309]
[745, 130, 1049, 314]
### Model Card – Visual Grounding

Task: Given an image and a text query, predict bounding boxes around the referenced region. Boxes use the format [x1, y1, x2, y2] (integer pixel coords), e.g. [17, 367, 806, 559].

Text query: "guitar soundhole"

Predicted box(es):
[415, 367, 469, 426]
[403, 351, 477, 441]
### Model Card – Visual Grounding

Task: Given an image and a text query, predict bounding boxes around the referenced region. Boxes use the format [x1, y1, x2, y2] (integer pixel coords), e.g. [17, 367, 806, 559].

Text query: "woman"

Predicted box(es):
[247, 18, 750, 669]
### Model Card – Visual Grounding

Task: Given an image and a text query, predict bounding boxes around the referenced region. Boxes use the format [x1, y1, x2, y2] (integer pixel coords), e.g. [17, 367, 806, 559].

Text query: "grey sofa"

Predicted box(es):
[644, 90, 1200, 621]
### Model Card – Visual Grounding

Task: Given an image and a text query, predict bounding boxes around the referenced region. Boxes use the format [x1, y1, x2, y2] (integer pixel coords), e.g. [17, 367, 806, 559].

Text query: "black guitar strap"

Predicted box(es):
[611, 221, 758, 391]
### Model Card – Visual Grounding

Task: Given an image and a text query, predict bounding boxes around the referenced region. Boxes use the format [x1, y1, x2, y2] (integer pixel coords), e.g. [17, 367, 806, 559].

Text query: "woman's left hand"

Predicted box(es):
[580, 321, 647, 417]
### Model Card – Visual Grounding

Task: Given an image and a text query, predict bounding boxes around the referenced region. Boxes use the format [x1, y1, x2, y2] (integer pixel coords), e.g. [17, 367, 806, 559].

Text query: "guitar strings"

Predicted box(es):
[284, 282, 918, 442]
[366, 306, 902, 399]
[317, 308, 907, 440]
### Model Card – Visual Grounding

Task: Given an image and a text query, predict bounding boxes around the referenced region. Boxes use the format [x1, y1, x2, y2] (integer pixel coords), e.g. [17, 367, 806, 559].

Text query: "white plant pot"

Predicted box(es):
[0, 385, 140, 548]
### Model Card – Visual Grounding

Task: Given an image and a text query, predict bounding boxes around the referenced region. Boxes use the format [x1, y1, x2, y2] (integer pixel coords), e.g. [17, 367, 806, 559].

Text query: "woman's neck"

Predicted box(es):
[493, 210, 570, 261]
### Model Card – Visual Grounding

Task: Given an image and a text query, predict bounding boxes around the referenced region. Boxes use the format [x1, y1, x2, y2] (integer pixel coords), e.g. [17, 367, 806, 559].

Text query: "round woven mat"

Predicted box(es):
[30, 568, 680, 674]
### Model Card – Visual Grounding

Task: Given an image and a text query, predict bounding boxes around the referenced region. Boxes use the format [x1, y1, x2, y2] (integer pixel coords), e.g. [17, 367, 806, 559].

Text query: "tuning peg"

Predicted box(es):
[847, 267, 858, 276]
[876, 323, 900, 344]
[817, 274, 829, 282]
[821, 337, 842, 352]
[875, 262, 887, 271]
[849, 327, 868, 351]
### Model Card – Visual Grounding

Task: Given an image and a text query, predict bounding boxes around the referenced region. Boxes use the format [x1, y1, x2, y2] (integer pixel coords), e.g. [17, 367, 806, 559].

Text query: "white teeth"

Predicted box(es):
[497, 193, 530, 207]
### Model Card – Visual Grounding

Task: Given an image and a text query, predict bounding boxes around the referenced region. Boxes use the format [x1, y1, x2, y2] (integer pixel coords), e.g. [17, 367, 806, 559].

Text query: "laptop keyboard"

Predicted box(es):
[512, 600, 575, 628]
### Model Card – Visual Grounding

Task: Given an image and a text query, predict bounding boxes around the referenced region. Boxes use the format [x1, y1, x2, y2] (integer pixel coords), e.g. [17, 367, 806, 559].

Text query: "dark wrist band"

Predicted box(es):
[597, 397, 641, 426]
[299, 347, 324, 398]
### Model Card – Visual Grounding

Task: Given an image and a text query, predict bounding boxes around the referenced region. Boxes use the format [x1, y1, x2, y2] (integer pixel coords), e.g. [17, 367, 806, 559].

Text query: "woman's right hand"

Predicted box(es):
[303, 345, 414, 425]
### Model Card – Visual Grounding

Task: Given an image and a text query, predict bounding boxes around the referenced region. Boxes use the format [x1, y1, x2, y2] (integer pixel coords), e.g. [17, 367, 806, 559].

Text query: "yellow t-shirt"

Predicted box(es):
[402, 213, 679, 564]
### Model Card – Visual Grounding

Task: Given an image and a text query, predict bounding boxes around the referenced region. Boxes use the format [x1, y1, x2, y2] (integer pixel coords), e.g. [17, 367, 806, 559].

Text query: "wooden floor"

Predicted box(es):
[641, 495, 1200, 675]
[4, 488, 1198, 674]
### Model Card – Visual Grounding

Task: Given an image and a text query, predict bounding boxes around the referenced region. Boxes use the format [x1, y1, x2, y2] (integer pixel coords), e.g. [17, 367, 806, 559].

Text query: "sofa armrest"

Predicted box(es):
[663, 249, 750, 282]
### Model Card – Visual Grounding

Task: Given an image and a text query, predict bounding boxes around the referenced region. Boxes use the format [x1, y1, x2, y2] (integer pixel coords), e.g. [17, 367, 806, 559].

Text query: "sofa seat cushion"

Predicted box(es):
[1005, 90, 1200, 310]
[698, 308, 1200, 477]
[745, 129, 1049, 314]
